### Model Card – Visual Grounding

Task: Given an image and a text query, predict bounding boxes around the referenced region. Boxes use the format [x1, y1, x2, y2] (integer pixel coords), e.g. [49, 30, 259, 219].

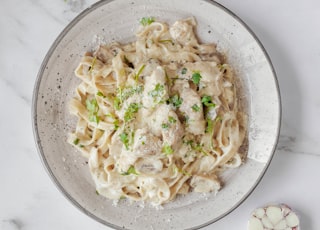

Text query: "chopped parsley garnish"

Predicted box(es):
[73, 138, 80, 145]
[162, 116, 176, 129]
[114, 97, 121, 110]
[140, 17, 155, 26]
[193, 143, 208, 155]
[183, 139, 194, 146]
[113, 119, 119, 130]
[123, 85, 144, 99]
[120, 132, 129, 150]
[121, 165, 138, 175]
[114, 85, 144, 110]
[168, 94, 183, 108]
[96, 91, 106, 98]
[168, 116, 176, 123]
[162, 144, 174, 156]
[148, 83, 165, 103]
[159, 39, 174, 45]
[205, 118, 213, 134]
[191, 104, 200, 112]
[201, 95, 216, 107]
[183, 139, 208, 155]
[206, 116, 222, 136]
[124, 103, 140, 122]
[206, 116, 223, 151]
[86, 98, 100, 123]
[161, 123, 169, 129]
[181, 67, 187, 75]
[191, 71, 202, 85]
[173, 166, 191, 176]
[179, 168, 191, 176]
[135, 64, 145, 81]
[184, 114, 190, 123]
[106, 113, 119, 130]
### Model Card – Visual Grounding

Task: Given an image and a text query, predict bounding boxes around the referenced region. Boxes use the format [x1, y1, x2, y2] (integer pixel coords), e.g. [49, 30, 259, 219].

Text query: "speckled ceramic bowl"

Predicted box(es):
[32, 0, 281, 229]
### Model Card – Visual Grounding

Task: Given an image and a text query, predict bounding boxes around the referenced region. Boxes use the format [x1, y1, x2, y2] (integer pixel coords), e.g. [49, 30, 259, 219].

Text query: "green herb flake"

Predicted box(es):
[161, 123, 169, 129]
[140, 17, 155, 26]
[180, 169, 191, 176]
[124, 55, 134, 68]
[97, 91, 106, 98]
[193, 143, 208, 156]
[201, 95, 216, 107]
[123, 85, 144, 100]
[184, 115, 190, 123]
[159, 39, 174, 45]
[73, 138, 80, 145]
[205, 118, 213, 133]
[162, 144, 174, 156]
[86, 98, 100, 123]
[121, 165, 138, 175]
[113, 119, 119, 130]
[191, 104, 200, 112]
[90, 114, 100, 123]
[191, 71, 202, 85]
[149, 83, 164, 97]
[148, 83, 165, 104]
[168, 116, 176, 124]
[124, 103, 140, 122]
[95, 190, 100, 195]
[135, 64, 145, 81]
[181, 67, 187, 75]
[168, 94, 183, 108]
[206, 116, 222, 135]
[183, 139, 194, 146]
[120, 132, 129, 150]
[114, 85, 143, 110]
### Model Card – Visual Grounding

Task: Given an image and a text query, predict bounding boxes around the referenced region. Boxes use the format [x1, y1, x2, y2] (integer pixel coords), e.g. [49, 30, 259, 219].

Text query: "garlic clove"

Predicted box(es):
[254, 208, 265, 219]
[248, 216, 264, 230]
[274, 219, 287, 230]
[262, 215, 274, 229]
[266, 205, 283, 225]
[286, 212, 299, 227]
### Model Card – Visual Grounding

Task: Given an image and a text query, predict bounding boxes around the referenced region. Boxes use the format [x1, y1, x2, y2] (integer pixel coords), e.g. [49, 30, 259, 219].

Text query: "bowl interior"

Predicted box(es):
[33, 0, 280, 229]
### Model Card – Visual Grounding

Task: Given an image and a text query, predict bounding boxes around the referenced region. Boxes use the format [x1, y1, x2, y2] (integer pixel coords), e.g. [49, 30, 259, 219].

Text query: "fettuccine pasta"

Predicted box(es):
[68, 17, 247, 206]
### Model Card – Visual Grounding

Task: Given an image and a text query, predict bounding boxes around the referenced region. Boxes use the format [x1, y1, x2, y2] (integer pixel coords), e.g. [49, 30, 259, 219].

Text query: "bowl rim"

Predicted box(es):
[32, 0, 281, 229]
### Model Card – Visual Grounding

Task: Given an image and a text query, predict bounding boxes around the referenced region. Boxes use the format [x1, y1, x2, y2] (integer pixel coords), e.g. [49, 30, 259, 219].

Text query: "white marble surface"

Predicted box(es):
[1, 0, 319, 229]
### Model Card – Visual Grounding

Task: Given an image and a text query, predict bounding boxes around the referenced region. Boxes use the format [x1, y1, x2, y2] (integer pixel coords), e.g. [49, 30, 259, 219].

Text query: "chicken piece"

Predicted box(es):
[179, 86, 206, 135]
[147, 104, 184, 150]
[169, 18, 198, 46]
[142, 66, 169, 111]
[161, 110, 184, 150]
[116, 128, 162, 172]
[130, 128, 162, 157]
[183, 61, 222, 97]
[134, 157, 163, 175]
[189, 174, 221, 193]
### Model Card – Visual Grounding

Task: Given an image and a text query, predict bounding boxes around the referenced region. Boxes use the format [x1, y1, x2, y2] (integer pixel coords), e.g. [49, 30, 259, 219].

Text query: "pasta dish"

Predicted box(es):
[68, 17, 247, 206]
